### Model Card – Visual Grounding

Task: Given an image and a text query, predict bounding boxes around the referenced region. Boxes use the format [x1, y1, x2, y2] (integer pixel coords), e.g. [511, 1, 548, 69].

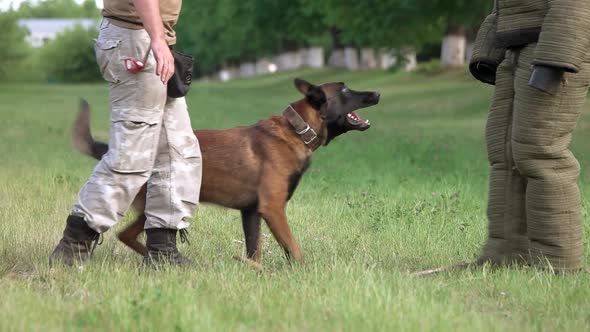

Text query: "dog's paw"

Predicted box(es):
[232, 255, 264, 272]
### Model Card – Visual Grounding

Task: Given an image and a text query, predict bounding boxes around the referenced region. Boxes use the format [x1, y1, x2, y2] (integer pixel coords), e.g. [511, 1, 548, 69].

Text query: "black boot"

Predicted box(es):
[144, 228, 192, 268]
[49, 215, 101, 266]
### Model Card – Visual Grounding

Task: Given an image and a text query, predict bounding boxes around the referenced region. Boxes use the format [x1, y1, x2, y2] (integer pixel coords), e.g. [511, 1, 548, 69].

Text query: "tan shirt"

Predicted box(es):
[102, 0, 182, 45]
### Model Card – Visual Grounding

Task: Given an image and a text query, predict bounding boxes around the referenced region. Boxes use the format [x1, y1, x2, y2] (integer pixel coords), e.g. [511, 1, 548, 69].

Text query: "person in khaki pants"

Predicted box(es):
[419, 0, 590, 275]
[50, 0, 202, 267]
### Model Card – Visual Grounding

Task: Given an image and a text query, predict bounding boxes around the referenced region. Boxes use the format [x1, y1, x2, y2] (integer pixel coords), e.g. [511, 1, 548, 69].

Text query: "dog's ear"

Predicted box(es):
[306, 85, 327, 110]
[294, 78, 326, 109]
[294, 78, 314, 95]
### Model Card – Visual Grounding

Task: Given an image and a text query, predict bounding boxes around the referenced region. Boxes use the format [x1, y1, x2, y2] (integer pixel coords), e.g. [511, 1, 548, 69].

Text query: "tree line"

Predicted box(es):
[174, 0, 493, 74]
[0, 0, 493, 82]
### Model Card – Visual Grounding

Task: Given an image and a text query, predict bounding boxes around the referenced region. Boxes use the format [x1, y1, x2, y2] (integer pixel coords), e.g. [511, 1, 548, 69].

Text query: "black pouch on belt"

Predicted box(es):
[167, 50, 194, 98]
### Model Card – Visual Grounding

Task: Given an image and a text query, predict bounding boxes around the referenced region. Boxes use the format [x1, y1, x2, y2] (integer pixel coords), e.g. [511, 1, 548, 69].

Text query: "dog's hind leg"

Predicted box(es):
[117, 187, 148, 256]
[118, 214, 147, 256]
[232, 206, 264, 271]
[240, 206, 262, 262]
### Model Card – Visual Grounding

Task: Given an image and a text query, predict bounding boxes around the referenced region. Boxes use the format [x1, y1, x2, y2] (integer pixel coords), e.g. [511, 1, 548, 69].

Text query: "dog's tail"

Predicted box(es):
[72, 99, 109, 161]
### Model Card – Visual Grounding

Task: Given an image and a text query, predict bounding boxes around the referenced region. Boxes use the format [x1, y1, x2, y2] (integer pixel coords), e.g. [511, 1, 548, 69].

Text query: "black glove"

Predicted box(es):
[469, 61, 498, 85]
[528, 65, 564, 95]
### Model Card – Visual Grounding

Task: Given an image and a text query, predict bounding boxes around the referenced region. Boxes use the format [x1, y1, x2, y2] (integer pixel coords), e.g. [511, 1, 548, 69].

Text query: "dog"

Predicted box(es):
[73, 78, 380, 266]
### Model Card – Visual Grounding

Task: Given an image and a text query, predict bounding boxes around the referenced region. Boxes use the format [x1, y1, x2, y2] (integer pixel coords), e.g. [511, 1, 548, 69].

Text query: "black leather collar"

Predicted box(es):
[283, 105, 320, 149]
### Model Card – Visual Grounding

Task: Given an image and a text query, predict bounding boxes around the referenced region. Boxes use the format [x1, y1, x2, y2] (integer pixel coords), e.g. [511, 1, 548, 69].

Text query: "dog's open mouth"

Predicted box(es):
[346, 111, 370, 129]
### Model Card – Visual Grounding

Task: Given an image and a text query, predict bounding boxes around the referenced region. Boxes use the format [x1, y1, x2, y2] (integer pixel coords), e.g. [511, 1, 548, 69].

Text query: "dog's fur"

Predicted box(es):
[73, 79, 380, 264]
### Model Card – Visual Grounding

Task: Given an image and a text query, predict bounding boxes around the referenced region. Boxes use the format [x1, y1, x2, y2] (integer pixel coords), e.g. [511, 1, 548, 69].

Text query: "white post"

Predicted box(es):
[239, 62, 256, 78]
[218, 66, 239, 82]
[303, 47, 324, 68]
[360, 48, 378, 70]
[344, 47, 359, 71]
[441, 34, 466, 68]
[328, 49, 346, 68]
[403, 49, 417, 72]
[379, 49, 397, 70]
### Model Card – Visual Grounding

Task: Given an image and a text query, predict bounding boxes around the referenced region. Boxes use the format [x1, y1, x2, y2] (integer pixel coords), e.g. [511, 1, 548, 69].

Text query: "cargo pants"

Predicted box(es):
[71, 19, 202, 233]
[483, 43, 589, 270]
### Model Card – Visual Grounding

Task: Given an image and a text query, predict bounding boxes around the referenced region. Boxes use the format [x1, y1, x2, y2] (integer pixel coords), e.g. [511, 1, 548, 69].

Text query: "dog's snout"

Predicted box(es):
[366, 92, 380, 104]
[360, 91, 380, 106]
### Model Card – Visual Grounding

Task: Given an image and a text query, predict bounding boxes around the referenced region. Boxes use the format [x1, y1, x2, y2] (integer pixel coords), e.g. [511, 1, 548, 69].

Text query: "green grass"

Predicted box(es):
[2, 69, 590, 331]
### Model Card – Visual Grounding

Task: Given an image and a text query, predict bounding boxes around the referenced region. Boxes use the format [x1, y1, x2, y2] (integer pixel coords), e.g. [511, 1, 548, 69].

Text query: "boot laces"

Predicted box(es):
[89, 234, 103, 257]
[179, 229, 190, 245]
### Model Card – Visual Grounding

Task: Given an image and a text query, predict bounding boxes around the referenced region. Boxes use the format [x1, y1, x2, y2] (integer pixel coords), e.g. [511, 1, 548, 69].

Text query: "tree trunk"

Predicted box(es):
[330, 26, 344, 49]
[441, 23, 466, 68]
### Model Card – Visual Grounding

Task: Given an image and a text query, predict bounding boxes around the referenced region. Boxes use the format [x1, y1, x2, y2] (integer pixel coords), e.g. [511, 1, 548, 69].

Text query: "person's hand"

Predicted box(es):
[150, 38, 174, 85]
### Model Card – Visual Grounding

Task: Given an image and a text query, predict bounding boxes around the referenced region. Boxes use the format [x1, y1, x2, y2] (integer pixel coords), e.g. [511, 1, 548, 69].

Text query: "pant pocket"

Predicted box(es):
[106, 108, 162, 173]
[95, 38, 122, 84]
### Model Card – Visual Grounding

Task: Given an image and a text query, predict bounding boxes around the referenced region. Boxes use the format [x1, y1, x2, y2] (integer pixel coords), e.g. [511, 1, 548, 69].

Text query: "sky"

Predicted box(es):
[0, 0, 103, 11]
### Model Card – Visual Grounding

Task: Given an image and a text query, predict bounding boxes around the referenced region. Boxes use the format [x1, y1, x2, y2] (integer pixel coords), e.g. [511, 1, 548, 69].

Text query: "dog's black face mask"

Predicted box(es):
[294, 78, 380, 144]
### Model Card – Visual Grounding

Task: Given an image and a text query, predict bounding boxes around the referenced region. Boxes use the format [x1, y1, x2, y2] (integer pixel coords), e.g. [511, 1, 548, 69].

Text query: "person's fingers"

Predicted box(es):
[162, 60, 170, 84]
[160, 61, 166, 83]
[163, 57, 174, 84]
[156, 53, 163, 77]
[167, 58, 175, 80]
[159, 57, 167, 83]
[162, 70, 168, 84]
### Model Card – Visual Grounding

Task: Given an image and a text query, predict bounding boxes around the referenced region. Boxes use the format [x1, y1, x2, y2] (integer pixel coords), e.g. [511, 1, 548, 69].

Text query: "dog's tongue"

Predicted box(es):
[347, 111, 370, 126]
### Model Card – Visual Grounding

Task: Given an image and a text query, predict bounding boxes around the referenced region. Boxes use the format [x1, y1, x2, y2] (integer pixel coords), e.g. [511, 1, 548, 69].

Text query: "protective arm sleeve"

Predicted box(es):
[533, 0, 590, 73]
[469, 2, 506, 85]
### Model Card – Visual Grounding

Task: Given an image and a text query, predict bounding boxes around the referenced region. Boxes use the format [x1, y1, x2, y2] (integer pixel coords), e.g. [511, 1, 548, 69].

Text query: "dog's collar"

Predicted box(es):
[283, 105, 320, 149]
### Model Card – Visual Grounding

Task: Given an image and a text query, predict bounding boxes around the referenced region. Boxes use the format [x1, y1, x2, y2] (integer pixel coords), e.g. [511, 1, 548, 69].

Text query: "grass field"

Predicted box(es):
[1, 69, 590, 331]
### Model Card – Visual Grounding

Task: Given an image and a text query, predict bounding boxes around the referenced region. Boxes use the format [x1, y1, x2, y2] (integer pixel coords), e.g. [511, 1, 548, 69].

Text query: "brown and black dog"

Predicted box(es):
[73, 78, 380, 266]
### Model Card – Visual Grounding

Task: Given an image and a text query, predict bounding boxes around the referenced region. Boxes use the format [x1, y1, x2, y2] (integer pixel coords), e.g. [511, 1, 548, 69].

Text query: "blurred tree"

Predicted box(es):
[17, 0, 99, 18]
[430, 0, 492, 67]
[303, 0, 439, 50]
[0, 11, 31, 81]
[175, 0, 327, 75]
[174, 0, 495, 74]
[40, 25, 101, 82]
[307, 0, 491, 67]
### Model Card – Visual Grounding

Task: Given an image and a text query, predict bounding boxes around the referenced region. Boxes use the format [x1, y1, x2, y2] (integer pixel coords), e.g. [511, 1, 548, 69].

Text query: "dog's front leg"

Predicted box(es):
[261, 207, 303, 263]
[258, 187, 303, 263]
